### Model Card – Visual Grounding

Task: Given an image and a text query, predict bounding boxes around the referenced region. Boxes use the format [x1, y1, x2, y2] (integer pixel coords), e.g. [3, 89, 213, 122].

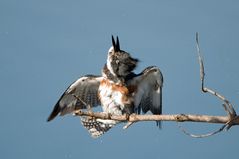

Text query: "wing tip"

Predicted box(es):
[47, 103, 61, 122]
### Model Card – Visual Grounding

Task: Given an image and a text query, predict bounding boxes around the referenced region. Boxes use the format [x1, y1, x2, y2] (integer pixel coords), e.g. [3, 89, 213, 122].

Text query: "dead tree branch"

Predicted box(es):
[195, 32, 237, 130]
[73, 33, 239, 137]
[74, 110, 231, 124]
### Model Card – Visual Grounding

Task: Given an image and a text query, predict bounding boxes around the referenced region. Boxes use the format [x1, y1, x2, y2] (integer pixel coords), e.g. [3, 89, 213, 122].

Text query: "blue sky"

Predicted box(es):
[1, 0, 239, 159]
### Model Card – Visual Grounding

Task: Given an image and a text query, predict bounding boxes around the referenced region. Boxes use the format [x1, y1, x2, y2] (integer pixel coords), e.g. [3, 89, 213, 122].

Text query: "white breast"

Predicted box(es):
[99, 79, 130, 115]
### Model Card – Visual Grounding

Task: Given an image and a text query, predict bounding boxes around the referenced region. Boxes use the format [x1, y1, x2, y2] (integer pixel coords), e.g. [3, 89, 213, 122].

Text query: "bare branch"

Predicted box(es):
[174, 33, 238, 138]
[195, 32, 237, 126]
[196, 32, 205, 89]
[177, 123, 227, 138]
[74, 110, 235, 124]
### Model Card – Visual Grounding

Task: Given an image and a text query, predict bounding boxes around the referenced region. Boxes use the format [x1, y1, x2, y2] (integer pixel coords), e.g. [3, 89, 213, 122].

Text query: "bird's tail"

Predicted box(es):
[80, 117, 117, 138]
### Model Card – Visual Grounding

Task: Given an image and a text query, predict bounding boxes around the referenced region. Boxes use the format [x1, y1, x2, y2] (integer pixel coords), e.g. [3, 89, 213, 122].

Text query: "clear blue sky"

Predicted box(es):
[1, 0, 239, 158]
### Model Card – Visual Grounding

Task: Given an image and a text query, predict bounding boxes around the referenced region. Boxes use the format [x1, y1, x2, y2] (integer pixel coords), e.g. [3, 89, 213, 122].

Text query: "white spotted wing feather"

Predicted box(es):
[129, 66, 163, 126]
[47, 75, 103, 121]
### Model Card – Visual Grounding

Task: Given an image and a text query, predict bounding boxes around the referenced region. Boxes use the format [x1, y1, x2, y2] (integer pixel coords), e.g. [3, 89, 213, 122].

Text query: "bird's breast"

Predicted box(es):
[98, 79, 136, 114]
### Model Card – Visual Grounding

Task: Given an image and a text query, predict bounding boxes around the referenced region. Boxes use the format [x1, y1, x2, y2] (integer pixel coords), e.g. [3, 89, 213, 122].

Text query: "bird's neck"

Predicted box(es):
[102, 64, 126, 84]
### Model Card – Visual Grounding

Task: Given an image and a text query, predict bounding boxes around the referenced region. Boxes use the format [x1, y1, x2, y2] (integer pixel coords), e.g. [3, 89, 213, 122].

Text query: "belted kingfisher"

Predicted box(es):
[47, 36, 163, 138]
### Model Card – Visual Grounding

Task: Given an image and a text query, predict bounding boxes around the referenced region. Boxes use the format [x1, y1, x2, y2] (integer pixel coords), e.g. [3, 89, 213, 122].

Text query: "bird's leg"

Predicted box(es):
[107, 112, 112, 119]
[125, 113, 130, 121]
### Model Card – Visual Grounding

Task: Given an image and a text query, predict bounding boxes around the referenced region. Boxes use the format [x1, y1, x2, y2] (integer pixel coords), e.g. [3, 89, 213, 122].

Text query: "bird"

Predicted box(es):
[47, 36, 163, 138]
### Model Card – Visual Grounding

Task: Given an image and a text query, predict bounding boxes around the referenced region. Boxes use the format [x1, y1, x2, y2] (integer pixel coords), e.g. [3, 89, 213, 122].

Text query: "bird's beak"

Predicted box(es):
[112, 35, 116, 50]
[116, 36, 120, 51]
[111, 35, 120, 52]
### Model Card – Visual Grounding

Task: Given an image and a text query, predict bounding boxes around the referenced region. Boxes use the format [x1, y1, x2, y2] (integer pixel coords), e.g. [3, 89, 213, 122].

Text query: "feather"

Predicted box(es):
[47, 75, 103, 121]
[127, 66, 163, 127]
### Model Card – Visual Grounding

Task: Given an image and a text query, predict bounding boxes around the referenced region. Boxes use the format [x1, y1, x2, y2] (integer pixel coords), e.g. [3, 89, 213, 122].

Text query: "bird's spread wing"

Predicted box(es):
[47, 75, 103, 121]
[129, 66, 163, 116]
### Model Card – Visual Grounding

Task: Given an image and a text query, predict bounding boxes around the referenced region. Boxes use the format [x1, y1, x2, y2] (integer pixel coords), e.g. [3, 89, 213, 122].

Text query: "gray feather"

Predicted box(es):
[47, 75, 103, 121]
[128, 66, 163, 127]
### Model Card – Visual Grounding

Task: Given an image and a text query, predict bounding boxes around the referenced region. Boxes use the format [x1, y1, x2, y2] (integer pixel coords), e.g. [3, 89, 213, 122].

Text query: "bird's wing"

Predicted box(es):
[130, 66, 163, 116]
[47, 75, 103, 121]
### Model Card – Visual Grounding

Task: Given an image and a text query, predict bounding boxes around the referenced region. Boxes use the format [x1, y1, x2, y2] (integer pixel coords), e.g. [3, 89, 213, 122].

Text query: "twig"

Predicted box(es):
[177, 122, 227, 138]
[196, 32, 236, 114]
[196, 32, 237, 123]
[123, 122, 136, 129]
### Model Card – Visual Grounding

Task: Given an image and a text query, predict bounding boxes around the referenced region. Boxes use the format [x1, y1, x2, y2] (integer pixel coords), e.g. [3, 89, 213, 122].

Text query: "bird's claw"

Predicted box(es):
[125, 113, 130, 121]
[107, 113, 112, 119]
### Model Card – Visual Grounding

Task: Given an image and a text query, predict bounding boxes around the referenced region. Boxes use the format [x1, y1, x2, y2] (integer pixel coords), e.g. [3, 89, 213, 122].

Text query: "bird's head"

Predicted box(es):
[106, 36, 139, 79]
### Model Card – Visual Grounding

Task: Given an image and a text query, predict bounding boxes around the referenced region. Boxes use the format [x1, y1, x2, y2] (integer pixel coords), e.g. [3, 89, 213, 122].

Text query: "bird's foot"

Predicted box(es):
[107, 113, 112, 119]
[125, 113, 130, 121]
